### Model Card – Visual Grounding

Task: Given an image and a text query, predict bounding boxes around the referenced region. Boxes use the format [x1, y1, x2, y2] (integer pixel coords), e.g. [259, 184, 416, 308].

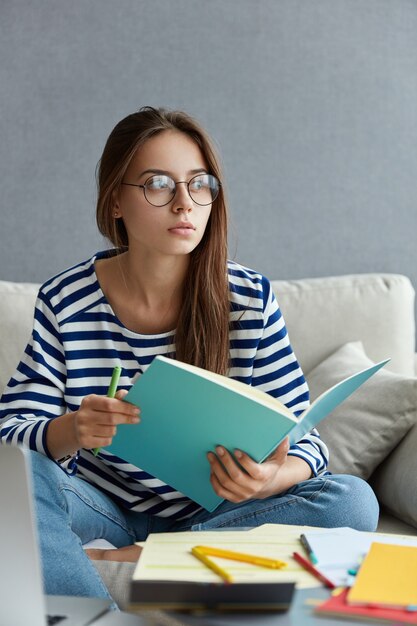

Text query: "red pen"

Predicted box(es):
[293, 551, 336, 589]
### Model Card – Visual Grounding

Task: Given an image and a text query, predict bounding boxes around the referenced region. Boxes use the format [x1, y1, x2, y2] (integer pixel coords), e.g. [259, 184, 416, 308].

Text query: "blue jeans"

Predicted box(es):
[29, 451, 379, 603]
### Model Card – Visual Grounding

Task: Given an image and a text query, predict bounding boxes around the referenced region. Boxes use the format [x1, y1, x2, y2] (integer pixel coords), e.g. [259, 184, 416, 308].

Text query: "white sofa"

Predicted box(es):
[1, 272, 417, 608]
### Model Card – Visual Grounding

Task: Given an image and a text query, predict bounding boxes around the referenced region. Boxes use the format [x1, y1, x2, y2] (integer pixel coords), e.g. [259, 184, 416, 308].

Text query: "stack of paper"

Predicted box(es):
[316, 538, 417, 622]
[300, 527, 417, 588]
[316, 588, 417, 624]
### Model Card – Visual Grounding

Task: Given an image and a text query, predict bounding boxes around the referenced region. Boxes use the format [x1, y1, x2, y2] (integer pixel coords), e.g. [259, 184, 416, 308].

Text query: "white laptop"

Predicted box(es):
[0, 444, 112, 626]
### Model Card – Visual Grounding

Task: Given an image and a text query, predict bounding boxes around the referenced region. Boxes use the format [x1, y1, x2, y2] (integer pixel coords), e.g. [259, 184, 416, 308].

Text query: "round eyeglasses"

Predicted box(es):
[121, 173, 221, 207]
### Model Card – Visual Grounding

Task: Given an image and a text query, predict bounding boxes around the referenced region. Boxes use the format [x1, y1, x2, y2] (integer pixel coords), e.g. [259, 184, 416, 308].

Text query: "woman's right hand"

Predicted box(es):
[73, 389, 140, 450]
[46, 390, 140, 460]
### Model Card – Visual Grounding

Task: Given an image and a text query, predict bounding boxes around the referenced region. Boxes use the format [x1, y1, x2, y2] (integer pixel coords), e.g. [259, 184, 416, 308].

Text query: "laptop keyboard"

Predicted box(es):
[47, 616, 66, 625]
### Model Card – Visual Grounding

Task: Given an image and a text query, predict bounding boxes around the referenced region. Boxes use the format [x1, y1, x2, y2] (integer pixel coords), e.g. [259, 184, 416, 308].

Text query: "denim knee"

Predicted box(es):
[325, 474, 379, 531]
[27, 450, 71, 501]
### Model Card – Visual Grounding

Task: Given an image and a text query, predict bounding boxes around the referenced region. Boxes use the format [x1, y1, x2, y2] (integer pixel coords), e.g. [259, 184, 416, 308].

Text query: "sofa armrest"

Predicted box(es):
[371, 422, 417, 530]
[0, 280, 39, 394]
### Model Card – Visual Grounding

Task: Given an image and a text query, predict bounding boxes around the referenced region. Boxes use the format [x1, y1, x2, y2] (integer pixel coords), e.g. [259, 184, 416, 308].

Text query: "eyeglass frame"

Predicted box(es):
[120, 173, 221, 207]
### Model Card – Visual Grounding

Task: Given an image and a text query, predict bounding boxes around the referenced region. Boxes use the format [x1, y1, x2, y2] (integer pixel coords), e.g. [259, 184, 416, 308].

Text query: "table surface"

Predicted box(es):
[99, 587, 374, 626]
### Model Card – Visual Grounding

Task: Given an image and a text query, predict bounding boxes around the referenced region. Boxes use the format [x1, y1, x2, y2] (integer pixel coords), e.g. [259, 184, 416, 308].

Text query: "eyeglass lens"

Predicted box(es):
[144, 174, 219, 206]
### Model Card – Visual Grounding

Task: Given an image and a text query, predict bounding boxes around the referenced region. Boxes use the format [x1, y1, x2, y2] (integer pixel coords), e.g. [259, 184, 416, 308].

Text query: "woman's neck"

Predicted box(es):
[117, 249, 189, 307]
[95, 248, 189, 335]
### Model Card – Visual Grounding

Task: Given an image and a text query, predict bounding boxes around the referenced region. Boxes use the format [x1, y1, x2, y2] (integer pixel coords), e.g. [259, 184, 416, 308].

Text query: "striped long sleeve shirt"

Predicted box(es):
[0, 251, 329, 519]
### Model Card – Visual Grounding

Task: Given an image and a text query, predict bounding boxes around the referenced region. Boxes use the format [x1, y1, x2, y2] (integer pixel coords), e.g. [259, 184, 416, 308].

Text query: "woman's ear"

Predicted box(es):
[112, 191, 122, 219]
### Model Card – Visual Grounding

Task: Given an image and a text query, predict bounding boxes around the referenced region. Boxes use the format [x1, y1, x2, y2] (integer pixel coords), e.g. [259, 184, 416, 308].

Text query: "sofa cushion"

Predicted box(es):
[306, 341, 417, 479]
[92, 560, 135, 610]
[273, 273, 416, 377]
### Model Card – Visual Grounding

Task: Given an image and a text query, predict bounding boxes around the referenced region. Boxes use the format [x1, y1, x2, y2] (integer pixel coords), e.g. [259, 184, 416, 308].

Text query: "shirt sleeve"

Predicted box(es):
[0, 287, 77, 472]
[252, 276, 329, 476]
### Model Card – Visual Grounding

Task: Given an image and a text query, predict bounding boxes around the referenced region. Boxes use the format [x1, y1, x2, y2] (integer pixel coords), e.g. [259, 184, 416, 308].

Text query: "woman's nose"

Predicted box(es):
[171, 181, 193, 212]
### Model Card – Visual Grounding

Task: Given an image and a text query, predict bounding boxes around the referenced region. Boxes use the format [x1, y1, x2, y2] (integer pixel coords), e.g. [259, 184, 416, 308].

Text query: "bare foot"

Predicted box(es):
[85, 544, 142, 563]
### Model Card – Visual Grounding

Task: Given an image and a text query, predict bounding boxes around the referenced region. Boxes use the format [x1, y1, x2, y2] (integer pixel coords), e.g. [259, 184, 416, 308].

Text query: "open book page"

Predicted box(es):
[159, 357, 296, 419]
[289, 358, 389, 445]
[133, 523, 322, 589]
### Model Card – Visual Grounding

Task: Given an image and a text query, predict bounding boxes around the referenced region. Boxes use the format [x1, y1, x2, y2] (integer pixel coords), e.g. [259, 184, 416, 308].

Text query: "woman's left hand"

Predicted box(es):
[207, 437, 290, 502]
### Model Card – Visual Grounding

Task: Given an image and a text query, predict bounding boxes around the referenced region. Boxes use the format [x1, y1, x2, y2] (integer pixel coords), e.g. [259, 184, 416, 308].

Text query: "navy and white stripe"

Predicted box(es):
[0, 251, 328, 519]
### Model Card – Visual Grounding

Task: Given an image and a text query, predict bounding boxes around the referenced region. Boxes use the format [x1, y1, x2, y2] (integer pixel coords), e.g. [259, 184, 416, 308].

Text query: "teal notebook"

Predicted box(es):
[104, 355, 389, 512]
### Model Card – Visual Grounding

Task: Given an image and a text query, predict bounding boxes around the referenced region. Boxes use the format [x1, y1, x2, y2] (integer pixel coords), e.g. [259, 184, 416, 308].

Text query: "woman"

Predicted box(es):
[0, 107, 379, 604]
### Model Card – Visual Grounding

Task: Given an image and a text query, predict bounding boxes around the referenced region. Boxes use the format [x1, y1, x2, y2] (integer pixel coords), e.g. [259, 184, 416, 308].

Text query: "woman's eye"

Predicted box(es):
[147, 176, 170, 190]
[190, 177, 207, 191]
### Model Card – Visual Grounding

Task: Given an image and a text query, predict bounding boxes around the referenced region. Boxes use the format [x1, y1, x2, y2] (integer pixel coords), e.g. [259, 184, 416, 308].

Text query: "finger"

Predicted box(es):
[90, 425, 117, 438]
[99, 412, 140, 426]
[232, 449, 264, 480]
[213, 446, 248, 485]
[210, 472, 245, 503]
[207, 451, 250, 499]
[86, 436, 117, 448]
[77, 420, 136, 448]
[82, 397, 140, 425]
[83, 394, 140, 417]
[115, 389, 129, 400]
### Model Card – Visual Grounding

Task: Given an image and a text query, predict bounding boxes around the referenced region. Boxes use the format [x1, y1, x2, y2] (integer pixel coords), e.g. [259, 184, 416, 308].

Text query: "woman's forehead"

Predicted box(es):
[129, 130, 207, 176]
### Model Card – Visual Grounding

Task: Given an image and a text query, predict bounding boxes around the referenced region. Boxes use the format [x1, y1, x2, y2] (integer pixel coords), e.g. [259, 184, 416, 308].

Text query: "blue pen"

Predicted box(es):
[347, 555, 364, 577]
[300, 534, 318, 564]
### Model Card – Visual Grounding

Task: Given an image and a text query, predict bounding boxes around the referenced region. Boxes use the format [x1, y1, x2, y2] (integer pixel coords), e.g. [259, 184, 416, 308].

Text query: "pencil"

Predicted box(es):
[191, 547, 233, 583]
[195, 545, 287, 569]
[293, 551, 335, 589]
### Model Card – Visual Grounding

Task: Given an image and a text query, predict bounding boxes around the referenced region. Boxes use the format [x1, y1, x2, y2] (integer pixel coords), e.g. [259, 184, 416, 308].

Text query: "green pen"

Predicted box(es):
[93, 365, 122, 456]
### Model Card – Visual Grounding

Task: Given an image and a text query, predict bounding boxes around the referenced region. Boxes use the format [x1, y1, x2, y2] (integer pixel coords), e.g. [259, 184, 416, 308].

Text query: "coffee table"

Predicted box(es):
[102, 587, 373, 625]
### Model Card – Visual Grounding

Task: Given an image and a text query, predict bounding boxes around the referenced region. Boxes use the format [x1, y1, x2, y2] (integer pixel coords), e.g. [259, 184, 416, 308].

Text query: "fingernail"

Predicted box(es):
[131, 417, 140, 424]
[216, 446, 224, 456]
[207, 453, 214, 463]
[235, 450, 242, 459]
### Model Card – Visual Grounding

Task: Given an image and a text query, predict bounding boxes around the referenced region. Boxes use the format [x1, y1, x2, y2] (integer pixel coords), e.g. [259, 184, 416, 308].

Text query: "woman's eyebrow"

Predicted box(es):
[137, 168, 208, 179]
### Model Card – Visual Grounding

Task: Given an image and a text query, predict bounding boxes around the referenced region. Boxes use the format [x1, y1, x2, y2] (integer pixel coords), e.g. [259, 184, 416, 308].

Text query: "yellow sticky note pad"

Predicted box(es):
[348, 542, 417, 609]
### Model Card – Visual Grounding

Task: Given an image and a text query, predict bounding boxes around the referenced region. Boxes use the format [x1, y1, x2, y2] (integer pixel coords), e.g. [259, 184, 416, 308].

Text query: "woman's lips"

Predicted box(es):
[168, 224, 196, 236]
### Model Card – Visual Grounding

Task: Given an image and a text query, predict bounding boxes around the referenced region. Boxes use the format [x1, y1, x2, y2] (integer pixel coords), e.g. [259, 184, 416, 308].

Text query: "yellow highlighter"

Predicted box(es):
[195, 545, 287, 569]
[191, 545, 287, 584]
[191, 547, 234, 583]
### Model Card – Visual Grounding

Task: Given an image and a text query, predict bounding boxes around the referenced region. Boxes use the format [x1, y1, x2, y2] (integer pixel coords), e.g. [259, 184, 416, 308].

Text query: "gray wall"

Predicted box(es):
[1, 1, 417, 302]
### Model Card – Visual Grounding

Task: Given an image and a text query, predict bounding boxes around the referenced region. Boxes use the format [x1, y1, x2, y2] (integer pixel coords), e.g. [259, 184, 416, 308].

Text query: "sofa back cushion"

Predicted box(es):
[272, 273, 415, 377]
[0, 273, 415, 395]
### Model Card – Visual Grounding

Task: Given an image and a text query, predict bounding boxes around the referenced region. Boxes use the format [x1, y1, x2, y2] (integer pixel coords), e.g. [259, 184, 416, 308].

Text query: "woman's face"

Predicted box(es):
[115, 130, 213, 259]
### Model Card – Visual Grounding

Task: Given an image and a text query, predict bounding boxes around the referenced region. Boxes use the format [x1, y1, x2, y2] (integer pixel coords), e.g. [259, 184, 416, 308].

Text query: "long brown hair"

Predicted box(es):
[96, 106, 230, 375]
